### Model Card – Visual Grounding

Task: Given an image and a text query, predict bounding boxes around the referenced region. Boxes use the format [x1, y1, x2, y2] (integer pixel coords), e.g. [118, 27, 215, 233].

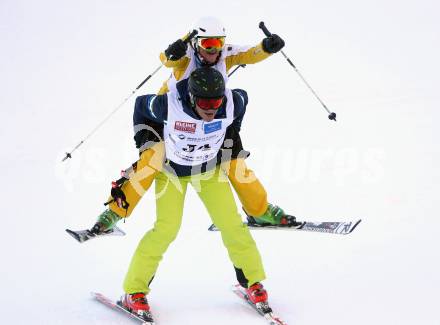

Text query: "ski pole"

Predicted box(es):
[62, 29, 198, 162]
[259, 22, 337, 121]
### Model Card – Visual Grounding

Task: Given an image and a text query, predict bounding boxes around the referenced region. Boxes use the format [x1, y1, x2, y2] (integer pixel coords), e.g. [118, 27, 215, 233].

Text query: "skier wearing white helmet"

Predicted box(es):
[93, 17, 293, 242]
[158, 16, 285, 93]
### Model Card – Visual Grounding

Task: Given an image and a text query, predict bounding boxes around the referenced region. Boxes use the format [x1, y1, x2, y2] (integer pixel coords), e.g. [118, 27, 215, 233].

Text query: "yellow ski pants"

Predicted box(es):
[109, 142, 268, 218]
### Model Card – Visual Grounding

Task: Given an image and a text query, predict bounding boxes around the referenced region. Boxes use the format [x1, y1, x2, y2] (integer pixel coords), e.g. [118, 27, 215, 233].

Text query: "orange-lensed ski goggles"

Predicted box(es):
[195, 97, 224, 110]
[197, 37, 225, 54]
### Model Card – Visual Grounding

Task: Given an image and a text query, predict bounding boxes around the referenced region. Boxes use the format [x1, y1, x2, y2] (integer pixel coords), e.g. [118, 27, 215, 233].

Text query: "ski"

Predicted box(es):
[66, 226, 126, 243]
[91, 292, 155, 325]
[232, 284, 288, 325]
[209, 218, 361, 235]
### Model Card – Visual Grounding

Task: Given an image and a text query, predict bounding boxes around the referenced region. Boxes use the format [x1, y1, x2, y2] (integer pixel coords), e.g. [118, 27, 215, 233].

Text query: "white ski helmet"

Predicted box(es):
[192, 16, 226, 38]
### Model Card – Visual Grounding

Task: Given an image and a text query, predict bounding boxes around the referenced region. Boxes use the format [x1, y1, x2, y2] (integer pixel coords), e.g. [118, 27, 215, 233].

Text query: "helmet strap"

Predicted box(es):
[188, 93, 204, 119]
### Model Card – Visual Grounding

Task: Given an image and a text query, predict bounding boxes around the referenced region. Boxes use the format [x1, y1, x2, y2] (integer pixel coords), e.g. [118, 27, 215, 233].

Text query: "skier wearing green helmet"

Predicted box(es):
[119, 67, 274, 322]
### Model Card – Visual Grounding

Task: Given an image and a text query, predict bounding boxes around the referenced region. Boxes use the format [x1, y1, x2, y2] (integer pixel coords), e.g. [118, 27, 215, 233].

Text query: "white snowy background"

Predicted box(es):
[1, 0, 439, 324]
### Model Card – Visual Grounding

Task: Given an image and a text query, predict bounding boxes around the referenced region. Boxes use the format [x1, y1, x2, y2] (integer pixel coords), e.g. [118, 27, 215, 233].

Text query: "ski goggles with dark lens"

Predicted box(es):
[197, 37, 225, 54]
[195, 97, 224, 110]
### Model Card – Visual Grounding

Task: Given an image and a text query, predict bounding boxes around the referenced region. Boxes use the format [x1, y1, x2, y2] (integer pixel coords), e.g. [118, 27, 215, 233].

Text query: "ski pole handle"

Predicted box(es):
[184, 29, 198, 43]
[259, 21, 272, 37]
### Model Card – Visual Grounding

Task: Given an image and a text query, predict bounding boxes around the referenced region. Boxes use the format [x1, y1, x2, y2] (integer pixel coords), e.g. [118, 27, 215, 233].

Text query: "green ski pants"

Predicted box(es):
[123, 166, 266, 294]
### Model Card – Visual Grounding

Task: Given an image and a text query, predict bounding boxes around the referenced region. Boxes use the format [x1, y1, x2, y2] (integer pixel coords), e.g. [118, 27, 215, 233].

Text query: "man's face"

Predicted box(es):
[196, 37, 225, 64]
[197, 47, 220, 64]
[195, 105, 217, 122]
[193, 96, 224, 122]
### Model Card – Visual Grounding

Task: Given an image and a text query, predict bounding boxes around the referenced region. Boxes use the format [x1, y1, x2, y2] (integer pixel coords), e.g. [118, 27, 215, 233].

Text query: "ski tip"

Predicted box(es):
[90, 292, 110, 302]
[113, 226, 127, 236]
[349, 219, 362, 234]
[65, 228, 82, 242]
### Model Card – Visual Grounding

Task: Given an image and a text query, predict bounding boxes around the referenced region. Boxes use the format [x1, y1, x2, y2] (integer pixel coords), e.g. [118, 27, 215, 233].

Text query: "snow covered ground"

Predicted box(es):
[1, 0, 439, 324]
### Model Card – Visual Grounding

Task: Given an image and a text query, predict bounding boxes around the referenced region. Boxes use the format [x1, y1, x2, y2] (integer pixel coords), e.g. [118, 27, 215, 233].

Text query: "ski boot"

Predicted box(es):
[233, 282, 288, 324]
[246, 282, 272, 313]
[247, 203, 298, 227]
[119, 292, 154, 323]
[90, 209, 121, 235]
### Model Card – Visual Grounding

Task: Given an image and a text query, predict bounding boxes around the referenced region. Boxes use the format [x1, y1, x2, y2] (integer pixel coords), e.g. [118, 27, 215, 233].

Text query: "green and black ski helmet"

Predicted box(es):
[188, 67, 225, 99]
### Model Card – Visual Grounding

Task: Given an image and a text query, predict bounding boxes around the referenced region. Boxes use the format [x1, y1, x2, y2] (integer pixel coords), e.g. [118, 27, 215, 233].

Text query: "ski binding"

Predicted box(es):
[92, 292, 154, 324]
[232, 284, 288, 325]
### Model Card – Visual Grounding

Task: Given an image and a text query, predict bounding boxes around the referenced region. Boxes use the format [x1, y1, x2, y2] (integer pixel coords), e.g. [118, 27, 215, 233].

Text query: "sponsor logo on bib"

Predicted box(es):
[204, 121, 222, 134]
[175, 121, 196, 133]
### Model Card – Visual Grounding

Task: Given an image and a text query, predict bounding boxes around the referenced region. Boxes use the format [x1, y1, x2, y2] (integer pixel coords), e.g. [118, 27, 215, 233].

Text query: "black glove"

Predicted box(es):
[164, 39, 187, 60]
[134, 123, 164, 150]
[110, 183, 129, 210]
[262, 34, 285, 54]
[134, 129, 150, 149]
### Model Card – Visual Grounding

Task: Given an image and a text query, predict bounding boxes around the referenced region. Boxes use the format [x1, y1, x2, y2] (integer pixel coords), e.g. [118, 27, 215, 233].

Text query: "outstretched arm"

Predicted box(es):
[225, 44, 271, 71]
[224, 33, 284, 71]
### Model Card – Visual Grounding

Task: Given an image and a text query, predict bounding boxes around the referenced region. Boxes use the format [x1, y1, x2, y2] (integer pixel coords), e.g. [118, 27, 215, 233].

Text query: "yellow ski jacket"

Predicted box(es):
[157, 42, 271, 94]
